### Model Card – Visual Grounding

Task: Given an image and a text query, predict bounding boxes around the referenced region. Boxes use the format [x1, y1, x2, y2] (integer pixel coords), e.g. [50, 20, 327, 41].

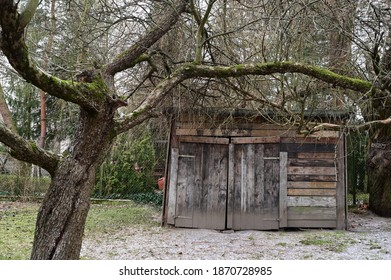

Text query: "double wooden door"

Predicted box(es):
[167, 137, 287, 230]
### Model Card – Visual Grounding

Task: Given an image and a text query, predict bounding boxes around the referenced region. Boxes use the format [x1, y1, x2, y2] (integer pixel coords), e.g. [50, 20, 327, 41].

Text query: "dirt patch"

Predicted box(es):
[81, 210, 391, 260]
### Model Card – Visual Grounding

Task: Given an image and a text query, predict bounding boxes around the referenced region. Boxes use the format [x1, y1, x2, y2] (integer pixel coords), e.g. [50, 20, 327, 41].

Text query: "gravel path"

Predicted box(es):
[81, 210, 391, 260]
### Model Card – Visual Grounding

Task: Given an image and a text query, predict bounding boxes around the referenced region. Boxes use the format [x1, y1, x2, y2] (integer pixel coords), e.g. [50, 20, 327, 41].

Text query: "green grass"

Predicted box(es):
[0, 200, 160, 260]
[0, 203, 38, 260]
[299, 231, 349, 253]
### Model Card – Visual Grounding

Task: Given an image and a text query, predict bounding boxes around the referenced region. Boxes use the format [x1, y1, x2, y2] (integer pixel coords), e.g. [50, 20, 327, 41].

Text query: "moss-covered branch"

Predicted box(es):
[180, 62, 373, 93]
[0, 123, 60, 176]
[0, 1, 104, 112]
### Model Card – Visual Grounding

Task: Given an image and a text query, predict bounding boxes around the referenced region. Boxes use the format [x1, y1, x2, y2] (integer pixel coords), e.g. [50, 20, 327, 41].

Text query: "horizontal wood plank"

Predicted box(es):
[231, 136, 280, 144]
[288, 174, 336, 182]
[288, 152, 336, 159]
[288, 181, 337, 189]
[175, 129, 338, 138]
[178, 136, 229, 145]
[281, 137, 338, 144]
[281, 143, 336, 153]
[287, 188, 337, 196]
[287, 220, 337, 228]
[288, 166, 336, 175]
[287, 196, 337, 207]
[288, 158, 335, 167]
[288, 206, 337, 220]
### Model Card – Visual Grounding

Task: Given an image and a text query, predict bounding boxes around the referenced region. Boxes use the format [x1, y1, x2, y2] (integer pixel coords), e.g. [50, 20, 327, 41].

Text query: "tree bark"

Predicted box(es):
[367, 126, 391, 217]
[31, 106, 116, 259]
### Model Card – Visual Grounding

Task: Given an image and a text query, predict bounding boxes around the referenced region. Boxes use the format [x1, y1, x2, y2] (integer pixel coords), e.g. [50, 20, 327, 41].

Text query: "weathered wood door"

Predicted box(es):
[167, 137, 287, 230]
[227, 141, 283, 230]
[173, 141, 229, 230]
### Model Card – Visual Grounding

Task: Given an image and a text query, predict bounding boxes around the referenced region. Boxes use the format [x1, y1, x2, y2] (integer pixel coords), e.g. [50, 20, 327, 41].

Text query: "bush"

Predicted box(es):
[0, 175, 51, 197]
[93, 130, 157, 198]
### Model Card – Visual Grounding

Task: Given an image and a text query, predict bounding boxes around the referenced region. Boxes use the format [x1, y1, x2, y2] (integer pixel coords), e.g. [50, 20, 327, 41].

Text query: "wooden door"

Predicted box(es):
[173, 141, 229, 230]
[228, 142, 282, 230]
[167, 137, 287, 230]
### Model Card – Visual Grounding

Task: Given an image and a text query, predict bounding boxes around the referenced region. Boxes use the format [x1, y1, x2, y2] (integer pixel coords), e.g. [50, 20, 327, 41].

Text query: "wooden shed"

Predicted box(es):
[162, 109, 347, 230]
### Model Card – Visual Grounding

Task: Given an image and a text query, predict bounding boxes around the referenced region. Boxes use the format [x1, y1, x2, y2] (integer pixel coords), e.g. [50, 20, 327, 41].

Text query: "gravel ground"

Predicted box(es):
[81, 210, 391, 260]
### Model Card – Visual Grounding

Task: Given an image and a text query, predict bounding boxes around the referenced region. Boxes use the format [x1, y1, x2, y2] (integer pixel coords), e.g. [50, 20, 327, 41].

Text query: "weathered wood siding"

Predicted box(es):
[164, 114, 346, 230]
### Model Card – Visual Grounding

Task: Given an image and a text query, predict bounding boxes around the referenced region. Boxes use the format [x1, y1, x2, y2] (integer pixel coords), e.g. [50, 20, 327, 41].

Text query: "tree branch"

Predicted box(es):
[103, 0, 189, 76]
[18, 0, 40, 31]
[114, 74, 184, 134]
[0, 1, 104, 112]
[180, 62, 373, 93]
[0, 123, 60, 176]
[302, 117, 391, 134]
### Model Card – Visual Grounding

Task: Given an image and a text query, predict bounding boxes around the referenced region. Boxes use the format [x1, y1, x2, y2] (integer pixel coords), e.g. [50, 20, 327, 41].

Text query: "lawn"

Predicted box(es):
[0, 200, 160, 260]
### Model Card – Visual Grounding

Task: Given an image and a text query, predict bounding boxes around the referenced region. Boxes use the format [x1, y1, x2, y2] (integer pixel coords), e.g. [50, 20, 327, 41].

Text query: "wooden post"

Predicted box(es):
[336, 134, 347, 230]
[279, 152, 288, 228]
[167, 148, 179, 225]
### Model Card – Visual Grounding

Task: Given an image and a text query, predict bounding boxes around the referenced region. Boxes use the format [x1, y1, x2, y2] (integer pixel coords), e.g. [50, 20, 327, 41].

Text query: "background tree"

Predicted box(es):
[1, 0, 391, 260]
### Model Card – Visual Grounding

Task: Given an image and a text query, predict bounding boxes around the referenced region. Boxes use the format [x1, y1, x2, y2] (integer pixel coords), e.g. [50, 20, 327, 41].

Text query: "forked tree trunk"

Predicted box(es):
[31, 107, 115, 259]
[367, 125, 391, 217]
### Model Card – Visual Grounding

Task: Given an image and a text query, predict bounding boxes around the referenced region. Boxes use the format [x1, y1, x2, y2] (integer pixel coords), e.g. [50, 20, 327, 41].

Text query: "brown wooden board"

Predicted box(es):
[288, 181, 337, 189]
[178, 136, 229, 145]
[287, 188, 337, 196]
[175, 128, 338, 138]
[288, 174, 336, 182]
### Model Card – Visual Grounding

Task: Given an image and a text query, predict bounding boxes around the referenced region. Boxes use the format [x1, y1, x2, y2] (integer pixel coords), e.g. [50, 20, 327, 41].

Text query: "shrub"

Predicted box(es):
[94, 130, 157, 198]
[0, 175, 51, 197]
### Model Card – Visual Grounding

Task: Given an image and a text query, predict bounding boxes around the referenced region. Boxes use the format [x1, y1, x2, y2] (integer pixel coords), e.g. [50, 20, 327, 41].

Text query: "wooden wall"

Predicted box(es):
[163, 113, 347, 230]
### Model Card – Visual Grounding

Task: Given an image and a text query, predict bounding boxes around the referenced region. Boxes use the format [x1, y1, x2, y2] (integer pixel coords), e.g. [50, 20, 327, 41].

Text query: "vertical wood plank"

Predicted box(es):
[226, 143, 235, 229]
[336, 134, 347, 229]
[279, 152, 288, 228]
[167, 148, 179, 225]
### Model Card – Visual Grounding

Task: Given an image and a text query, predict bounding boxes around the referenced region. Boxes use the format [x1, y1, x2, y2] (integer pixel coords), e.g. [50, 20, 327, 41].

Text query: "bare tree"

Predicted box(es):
[1, 0, 391, 259]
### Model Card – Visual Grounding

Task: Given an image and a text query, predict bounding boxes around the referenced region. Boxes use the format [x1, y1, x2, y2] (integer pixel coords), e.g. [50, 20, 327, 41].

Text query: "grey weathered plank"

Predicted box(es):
[288, 152, 336, 159]
[226, 143, 235, 229]
[287, 220, 337, 228]
[287, 206, 337, 220]
[288, 166, 336, 175]
[167, 148, 179, 225]
[279, 152, 288, 228]
[287, 196, 337, 207]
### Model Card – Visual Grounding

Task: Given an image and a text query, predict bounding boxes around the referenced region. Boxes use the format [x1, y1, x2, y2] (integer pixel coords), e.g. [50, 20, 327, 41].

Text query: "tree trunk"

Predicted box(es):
[31, 107, 115, 259]
[367, 125, 391, 217]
